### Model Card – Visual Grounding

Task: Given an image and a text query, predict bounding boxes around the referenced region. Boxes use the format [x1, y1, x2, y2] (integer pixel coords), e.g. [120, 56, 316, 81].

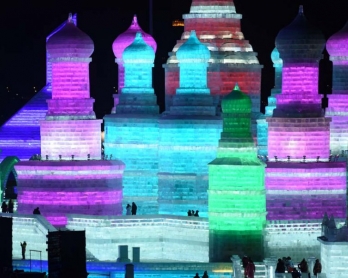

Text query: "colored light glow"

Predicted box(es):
[209, 86, 265, 260]
[267, 118, 331, 160]
[0, 86, 51, 161]
[40, 120, 102, 160]
[112, 15, 157, 93]
[51, 62, 91, 99]
[266, 162, 346, 220]
[122, 33, 155, 92]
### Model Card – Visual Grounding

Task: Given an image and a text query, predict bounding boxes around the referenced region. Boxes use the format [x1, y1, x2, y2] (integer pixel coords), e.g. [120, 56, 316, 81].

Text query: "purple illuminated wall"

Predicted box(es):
[266, 162, 346, 220]
[16, 161, 124, 226]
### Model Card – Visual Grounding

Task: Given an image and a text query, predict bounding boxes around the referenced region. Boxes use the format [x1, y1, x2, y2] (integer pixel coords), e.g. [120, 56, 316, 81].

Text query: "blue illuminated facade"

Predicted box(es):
[104, 33, 159, 214]
[158, 31, 222, 217]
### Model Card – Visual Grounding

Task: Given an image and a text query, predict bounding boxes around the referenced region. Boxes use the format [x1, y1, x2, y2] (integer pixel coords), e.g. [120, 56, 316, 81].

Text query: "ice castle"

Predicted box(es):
[1, 1, 348, 277]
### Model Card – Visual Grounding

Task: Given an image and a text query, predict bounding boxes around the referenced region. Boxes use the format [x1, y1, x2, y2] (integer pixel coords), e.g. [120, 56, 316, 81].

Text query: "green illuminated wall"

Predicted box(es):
[208, 85, 266, 261]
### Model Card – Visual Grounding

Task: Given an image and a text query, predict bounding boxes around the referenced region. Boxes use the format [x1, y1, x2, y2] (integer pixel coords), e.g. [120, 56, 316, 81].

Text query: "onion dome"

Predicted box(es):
[176, 30, 210, 62]
[112, 15, 157, 60]
[275, 6, 325, 63]
[326, 20, 348, 57]
[222, 84, 251, 113]
[271, 47, 283, 67]
[47, 13, 94, 59]
[123, 32, 155, 63]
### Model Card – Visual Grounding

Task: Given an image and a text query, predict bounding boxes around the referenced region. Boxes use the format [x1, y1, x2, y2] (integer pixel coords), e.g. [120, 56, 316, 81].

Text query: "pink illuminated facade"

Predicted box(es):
[326, 20, 348, 154]
[265, 6, 347, 222]
[112, 15, 157, 96]
[164, 0, 262, 136]
[15, 14, 125, 226]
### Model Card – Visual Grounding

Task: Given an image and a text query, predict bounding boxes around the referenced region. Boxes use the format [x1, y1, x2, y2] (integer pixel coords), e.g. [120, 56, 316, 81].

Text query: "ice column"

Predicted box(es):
[209, 85, 266, 261]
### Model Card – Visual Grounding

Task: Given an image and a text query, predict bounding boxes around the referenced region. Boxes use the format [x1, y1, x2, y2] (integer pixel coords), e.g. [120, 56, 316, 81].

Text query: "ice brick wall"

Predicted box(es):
[319, 239, 348, 278]
[104, 116, 159, 214]
[267, 118, 331, 161]
[266, 162, 347, 221]
[15, 160, 124, 226]
[66, 214, 209, 262]
[40, 120, 102, 160]
[265, 220, 323, 262]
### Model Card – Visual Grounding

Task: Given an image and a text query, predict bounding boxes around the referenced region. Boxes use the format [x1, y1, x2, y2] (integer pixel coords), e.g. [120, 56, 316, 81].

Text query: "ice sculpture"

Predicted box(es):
[265, 6, 346, 226]
[112, 15, 157, 96]
[209, 85, 266, 261]
[158, 31, 222, 217]
[326, 20, 348, 154]
[15, 14, 125, 226]
[104, 32, 159, 214]
[164, 0, 262, 137]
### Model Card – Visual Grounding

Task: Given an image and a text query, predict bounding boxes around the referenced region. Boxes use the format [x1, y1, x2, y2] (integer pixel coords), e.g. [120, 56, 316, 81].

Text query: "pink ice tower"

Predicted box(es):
[326, 20, 348, 154]
[41, 13, 101, 160]
[112, 15, 157, 98]
[265, 6, 347, 223]
[14, 14, 125, 227]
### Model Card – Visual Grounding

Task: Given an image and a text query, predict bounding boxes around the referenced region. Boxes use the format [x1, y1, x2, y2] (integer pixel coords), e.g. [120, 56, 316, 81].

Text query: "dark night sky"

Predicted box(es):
[0, 0, 348, 125]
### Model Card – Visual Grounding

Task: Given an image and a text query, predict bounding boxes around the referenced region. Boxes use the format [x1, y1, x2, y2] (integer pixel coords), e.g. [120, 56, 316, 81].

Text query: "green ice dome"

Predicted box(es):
[176, 30, 210, 62]
[122, 32, 155, 63]
[222, 84, 251, 113]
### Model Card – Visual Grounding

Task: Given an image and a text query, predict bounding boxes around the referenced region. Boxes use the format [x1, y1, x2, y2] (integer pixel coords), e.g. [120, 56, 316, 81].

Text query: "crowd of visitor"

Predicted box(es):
[1, 199, 14, 213]
[275, 257, 322, 277]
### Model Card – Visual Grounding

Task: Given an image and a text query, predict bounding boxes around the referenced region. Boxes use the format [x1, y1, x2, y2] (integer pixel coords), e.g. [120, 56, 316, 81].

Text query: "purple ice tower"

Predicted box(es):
[15, 14, 125, 227]
[265, 6, 347, 222]
[326, 20, 348, 154]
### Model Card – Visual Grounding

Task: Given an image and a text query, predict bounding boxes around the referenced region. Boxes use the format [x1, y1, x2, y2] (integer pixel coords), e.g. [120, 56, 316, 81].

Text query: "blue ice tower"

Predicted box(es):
[104, 32, 159, 214]
[257, 47, 283, 156]
[158, 31, 222, 217]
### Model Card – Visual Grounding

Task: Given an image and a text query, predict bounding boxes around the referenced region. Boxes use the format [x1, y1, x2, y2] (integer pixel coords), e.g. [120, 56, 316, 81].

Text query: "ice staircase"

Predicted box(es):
[0, 86, 51, 161]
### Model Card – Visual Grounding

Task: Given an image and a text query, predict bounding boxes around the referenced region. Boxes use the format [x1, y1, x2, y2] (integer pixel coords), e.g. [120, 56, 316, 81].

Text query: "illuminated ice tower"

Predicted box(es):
[158, 31, 222, 216]
[14, 14, 125, 226]
[164, 0, 262, 137]
[257, 48, 283, 155]
[104, 32, 159, 214]
[112, 15, 157, 95]
[209, 85, 266, 261]
[326, 20, 348, 154]
[265, 6, 346, 249]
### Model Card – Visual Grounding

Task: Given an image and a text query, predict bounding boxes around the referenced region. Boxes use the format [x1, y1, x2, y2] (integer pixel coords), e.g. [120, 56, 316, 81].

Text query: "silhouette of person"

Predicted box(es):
[202, 271, 209, 278]
[1, 201, 7, 213]
[194, 210, 199, 217]
[276, 258, 286, 273]
[131, 202, 137, 215]
[33, 207, 41, 215]
[8, 199, 14, 213]
[191, 210, 195, 215]
[298, 258, 308, 273]
[313, 259, 322, 276]
[20, 241, 27, 260]
[194, 273, 200, 278]
[188, 210, 192, 216]
[126, 204, 131, 215]
[246, 258, 255, 278]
